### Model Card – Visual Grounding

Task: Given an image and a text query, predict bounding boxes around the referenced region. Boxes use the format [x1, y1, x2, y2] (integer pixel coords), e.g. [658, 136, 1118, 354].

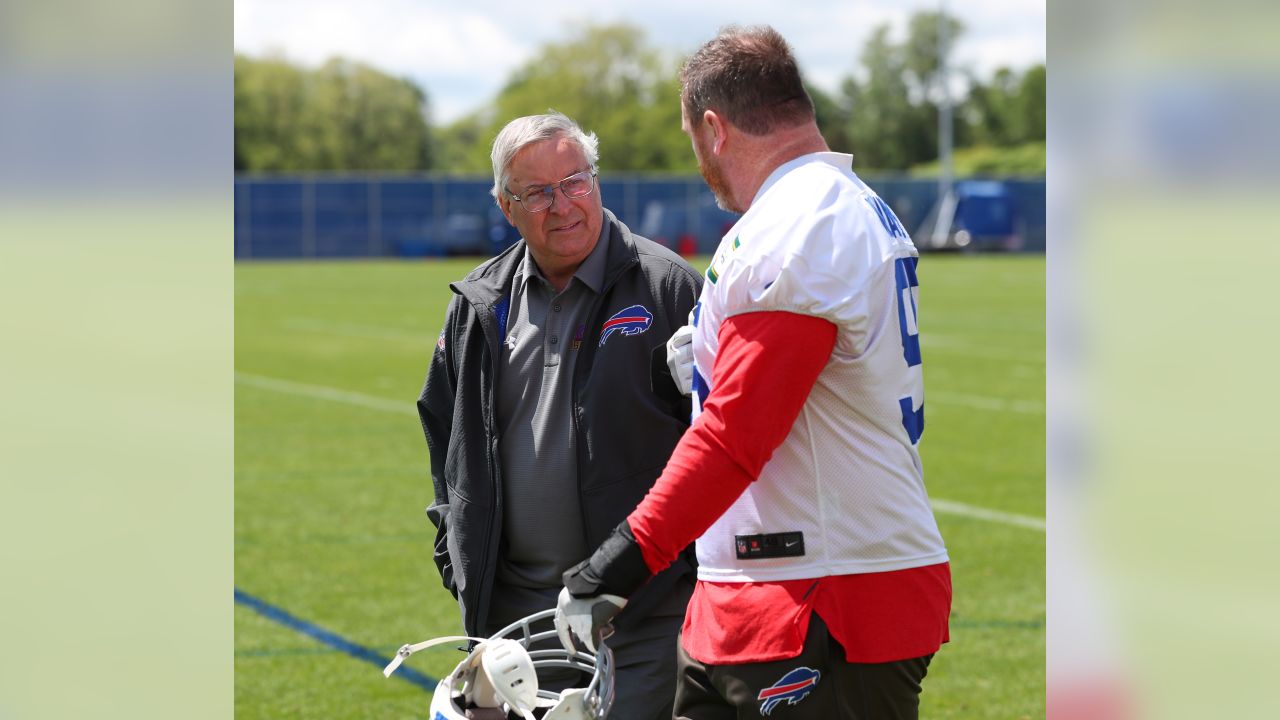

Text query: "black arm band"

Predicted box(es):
[563, 521, 653, 599]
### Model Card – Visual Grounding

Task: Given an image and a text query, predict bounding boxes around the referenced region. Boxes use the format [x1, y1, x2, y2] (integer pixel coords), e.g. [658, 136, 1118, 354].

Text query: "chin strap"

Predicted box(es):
[382, 634, 486, 677]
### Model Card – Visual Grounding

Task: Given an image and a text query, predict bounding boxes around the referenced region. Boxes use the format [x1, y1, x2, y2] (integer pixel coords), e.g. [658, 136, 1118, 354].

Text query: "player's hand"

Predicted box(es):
[554, 586, 626, 655]
[555, 521, 652, 654]
[666, 323, 694, 396]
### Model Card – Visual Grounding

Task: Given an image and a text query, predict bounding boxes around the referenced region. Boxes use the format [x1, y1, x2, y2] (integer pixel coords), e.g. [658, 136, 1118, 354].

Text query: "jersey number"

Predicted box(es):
[895, 257, 925, 444]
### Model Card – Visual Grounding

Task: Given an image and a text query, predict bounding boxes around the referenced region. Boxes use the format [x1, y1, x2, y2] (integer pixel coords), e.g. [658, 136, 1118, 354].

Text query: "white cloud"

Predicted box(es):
[234, 0, 1045, 123]
[235, 1, 530, 75]
[959, 33, 1046, 78]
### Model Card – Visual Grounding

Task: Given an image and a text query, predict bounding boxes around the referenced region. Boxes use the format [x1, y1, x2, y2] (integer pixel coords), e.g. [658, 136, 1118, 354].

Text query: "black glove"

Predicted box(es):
[554, 521, 653, 653]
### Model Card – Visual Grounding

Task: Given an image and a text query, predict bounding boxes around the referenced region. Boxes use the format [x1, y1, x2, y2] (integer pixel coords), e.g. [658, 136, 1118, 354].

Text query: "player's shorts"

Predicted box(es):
[673, 613, 934, 720]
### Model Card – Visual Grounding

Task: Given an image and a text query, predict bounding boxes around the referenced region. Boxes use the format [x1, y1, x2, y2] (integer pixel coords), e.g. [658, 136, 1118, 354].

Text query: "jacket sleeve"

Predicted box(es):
[649, 260, 704, 418]
[419, 295, 460, 598]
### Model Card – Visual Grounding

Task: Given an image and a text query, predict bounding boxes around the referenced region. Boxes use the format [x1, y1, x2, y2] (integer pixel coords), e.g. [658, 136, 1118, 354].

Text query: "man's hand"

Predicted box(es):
[553, 521, 653, 654]
[554, 587, 626, 654]
[666, 323, 694, 396]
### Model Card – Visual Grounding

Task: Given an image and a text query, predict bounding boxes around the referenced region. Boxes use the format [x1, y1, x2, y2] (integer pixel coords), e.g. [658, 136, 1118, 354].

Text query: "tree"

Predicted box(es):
[1016, 64, 1046, 143]
[841, 24, 939, 171]
[432, 112, 490, 175]
[234, 55, 310, 171]
[832, 10, 1043, 174]
[808, 82, 853, 155]
[960, 67, 1018, 146]
[309, 58, 433, 171]
[903, 11, 966, 105]
[960, 63, 1045, 146]
[234, 54, 434, 171]
[436, 24, 696, 174]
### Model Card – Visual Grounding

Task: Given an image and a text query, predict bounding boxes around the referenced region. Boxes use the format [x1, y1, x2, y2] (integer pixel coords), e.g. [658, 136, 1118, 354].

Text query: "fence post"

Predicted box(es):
[241, 180, 253, 259]
[625, 175, 637, 226]
[302, 177, 317, 258]
[433, 175, 446, 256]
[369, 179, 382, 257]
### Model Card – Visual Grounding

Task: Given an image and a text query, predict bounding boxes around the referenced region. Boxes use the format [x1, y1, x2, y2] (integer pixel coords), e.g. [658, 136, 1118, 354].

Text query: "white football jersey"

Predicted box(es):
[691, 152, 948, 582]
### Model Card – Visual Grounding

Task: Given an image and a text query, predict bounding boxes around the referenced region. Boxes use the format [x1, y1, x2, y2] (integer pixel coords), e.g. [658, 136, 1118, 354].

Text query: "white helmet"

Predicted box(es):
[384, 609, 615, 720]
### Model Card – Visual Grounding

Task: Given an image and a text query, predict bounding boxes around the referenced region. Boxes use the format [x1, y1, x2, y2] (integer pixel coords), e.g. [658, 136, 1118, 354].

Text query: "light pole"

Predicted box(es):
[929, 0, 960, 249]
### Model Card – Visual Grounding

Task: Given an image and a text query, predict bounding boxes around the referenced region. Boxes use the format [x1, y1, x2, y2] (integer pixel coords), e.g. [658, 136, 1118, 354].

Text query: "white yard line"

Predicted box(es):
[237, 373, 1045, 532]
[931, 499, 1045, 531]
[281, 317, 431, 344]
[235, 372, 416, 416]
[929, 391, 1044, 414]
[922, 334, 1044, 364]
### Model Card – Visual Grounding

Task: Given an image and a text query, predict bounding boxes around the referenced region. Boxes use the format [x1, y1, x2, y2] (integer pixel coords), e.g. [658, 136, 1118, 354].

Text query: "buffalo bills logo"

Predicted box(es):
[757, 667, 820, 716]
[598, 304, 653, 347]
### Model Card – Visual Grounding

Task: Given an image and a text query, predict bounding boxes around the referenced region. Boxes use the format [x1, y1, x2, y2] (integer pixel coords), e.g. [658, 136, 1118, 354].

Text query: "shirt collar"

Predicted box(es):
[750, 152, 854, 207]
[518, 218, 609, 294]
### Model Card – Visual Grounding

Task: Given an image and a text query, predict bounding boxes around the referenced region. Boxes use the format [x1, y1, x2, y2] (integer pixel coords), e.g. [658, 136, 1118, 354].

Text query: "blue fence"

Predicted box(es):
[234, 174, 1045, 259]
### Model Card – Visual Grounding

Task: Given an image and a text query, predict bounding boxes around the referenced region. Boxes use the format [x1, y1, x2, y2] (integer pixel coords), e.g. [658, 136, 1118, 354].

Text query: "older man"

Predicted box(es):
[557, 27, 953, 719]
[419, 111, 701, 719]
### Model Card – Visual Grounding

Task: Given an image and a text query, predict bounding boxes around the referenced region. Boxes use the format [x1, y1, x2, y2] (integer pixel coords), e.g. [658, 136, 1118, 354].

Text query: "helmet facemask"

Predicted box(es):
[385, 609, 615, 720]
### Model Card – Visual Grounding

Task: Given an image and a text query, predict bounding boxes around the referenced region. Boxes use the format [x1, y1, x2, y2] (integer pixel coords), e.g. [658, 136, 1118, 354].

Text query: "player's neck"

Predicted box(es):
[733, 125, 829, 210]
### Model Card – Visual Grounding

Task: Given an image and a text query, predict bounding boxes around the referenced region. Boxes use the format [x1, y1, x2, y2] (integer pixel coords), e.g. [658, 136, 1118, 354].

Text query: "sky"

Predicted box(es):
[234, 0, 1045, 124]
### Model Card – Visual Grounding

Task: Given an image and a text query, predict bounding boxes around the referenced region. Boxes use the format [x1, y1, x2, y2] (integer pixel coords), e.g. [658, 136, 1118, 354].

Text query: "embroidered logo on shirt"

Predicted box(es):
[570, 324, 586, 350]
[597, 304, 653, 347]
[757, 667, 821, 716]
[436, 330, 446, 352]
[505, 333, 518, 350]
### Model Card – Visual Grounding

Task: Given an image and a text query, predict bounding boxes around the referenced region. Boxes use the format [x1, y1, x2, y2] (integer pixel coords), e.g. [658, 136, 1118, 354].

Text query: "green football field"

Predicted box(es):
[234, 254, 1045, 719]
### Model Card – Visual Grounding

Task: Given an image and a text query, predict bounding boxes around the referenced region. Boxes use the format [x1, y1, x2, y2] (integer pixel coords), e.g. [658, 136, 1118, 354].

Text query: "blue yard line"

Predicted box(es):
[237, 644, 408, 658]
[234, 588, 437, 691]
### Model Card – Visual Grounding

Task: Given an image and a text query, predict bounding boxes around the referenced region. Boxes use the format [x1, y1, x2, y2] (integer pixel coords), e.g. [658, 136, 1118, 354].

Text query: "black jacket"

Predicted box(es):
[418, 209, 703, 637]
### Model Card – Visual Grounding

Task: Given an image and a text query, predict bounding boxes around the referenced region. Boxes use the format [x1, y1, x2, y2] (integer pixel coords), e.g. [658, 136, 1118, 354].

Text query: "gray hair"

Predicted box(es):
[490, 111, 600, 200]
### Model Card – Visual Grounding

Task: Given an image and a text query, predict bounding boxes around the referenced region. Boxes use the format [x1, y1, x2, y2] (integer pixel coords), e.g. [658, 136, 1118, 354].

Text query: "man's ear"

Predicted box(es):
[703, 109, 728, 154]
[497, 195, 515, 225]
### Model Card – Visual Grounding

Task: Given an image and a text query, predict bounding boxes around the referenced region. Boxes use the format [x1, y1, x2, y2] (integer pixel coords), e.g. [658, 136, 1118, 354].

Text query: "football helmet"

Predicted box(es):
[384, 608, 615, 720]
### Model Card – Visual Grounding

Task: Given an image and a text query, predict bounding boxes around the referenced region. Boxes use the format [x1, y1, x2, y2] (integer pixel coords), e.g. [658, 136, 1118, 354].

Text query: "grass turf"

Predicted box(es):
[234, 254, 1044, 718]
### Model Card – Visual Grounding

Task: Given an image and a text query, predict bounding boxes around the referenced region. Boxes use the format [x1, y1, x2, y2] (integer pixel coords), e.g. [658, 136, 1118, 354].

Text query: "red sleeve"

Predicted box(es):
[627, 311, 837, 574]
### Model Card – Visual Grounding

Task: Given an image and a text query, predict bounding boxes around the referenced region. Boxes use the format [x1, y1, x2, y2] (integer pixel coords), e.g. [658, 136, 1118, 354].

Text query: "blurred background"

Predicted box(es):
[231, 3, 1046, 259]
[14, 0, 1280, 717]
[227, 5, 1050, 719]
[230, 6, 1049, 719]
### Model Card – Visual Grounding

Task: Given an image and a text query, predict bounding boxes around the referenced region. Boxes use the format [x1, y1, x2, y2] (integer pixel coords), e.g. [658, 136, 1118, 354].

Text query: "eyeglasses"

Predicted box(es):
[506, 169, 597, 213]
